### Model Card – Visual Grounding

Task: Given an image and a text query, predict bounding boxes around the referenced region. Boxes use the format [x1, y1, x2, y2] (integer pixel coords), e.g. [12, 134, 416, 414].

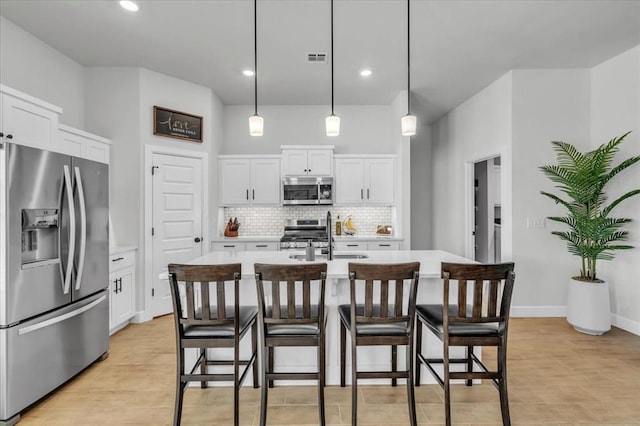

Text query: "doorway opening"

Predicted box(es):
[472, 156, 501, 263]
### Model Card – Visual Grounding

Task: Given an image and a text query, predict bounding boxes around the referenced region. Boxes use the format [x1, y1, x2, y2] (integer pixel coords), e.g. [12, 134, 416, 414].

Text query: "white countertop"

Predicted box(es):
[333, 235, 403, 241]
[212, 236, 281, 242]
[179, 250, 472, 279]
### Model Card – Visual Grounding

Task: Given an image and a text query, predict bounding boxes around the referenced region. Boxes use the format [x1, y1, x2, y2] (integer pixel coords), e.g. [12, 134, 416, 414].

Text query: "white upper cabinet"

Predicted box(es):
[219, 156, 280, 206]
[335, 156, 395, 206]
[281, 145, 333, 176]
[58, 124, 111, 164]
[1, 85, 110, 164]
[334, 158, 365, 204]
[1, 85, 61, 151]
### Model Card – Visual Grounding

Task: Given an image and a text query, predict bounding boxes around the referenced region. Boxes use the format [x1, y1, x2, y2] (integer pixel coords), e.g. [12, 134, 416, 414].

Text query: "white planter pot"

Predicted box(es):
[566, 278, 611, 335]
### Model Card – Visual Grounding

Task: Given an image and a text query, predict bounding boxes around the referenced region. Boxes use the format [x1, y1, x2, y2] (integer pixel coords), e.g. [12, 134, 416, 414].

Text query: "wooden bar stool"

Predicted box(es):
[415, 262, 516, 426]
[168, 263, 259, 426]
[339, 262, 421, 426]
[254, 263, 328, 426]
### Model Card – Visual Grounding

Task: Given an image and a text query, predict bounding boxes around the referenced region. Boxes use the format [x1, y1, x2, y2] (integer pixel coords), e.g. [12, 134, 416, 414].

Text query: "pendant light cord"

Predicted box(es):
[331, 0, 334, 116]
[254, 0, 258, 116]
[407, 0, 411, 115]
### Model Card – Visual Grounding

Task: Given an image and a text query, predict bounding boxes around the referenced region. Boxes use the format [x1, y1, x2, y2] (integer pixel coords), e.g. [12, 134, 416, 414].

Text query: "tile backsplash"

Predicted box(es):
[221, 206, 393, 236]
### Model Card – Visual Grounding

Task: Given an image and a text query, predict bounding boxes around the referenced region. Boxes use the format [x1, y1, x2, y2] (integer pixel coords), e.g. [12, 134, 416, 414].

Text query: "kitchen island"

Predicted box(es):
[171, 250, 475, 386]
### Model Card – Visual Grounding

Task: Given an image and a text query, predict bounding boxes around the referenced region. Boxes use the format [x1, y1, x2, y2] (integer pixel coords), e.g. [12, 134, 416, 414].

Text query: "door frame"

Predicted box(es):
[464, 150, 511, 262]
[142, 144, 209, 322]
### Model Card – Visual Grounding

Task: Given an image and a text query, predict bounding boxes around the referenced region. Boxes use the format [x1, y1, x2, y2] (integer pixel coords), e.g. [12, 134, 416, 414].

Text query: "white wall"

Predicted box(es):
[511, 69, 591, 312]
[431, 73, 513, 258]
[85, 68, 141, 249]
[85, 67, 223, 321]
[0, 17, 85, 128]
[223, 105, 394, 154]
[591, 46, 640, 331]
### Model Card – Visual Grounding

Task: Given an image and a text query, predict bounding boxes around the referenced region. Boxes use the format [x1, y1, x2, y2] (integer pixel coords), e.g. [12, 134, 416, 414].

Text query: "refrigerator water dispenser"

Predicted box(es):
[21, 209, 59, 266]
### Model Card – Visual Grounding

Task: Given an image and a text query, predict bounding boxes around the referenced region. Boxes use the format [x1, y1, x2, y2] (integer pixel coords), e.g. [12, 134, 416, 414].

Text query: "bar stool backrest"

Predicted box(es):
[441, 262, 516, 332]
[254, 263, 327, 326]
[348, 262, 421, 327]
[168, 263, 242, 332]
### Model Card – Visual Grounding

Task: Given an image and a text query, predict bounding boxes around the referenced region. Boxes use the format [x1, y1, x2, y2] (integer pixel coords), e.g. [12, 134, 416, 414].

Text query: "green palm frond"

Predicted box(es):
[540, 132, 640, 281]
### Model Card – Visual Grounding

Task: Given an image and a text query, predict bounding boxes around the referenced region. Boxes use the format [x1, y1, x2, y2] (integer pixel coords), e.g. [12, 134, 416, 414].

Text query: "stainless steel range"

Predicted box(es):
[280, 219, 330, 250]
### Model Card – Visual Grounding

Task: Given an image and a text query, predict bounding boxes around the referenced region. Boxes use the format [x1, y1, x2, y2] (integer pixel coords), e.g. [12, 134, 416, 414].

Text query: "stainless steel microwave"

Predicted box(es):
[282, 177, 333, 205]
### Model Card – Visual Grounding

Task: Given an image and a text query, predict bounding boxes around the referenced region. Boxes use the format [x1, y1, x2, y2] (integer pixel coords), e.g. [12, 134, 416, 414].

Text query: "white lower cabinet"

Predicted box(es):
[245, 242, 279, 251]
[211, 241, 279, 252]
[335, 241, 367, 251]
[336, 241, 400, 251]
[366, 241, 400, 250]
[212, 242, 246, 252]
[109, 249, 136, 334]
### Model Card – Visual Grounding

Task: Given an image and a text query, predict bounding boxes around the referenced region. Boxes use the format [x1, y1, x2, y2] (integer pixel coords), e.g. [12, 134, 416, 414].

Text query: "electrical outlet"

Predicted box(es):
[526, 217, 546, 229]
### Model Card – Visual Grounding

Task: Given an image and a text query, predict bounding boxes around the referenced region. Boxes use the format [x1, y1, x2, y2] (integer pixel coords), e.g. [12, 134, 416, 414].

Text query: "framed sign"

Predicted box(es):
[153, 106, 203, 142]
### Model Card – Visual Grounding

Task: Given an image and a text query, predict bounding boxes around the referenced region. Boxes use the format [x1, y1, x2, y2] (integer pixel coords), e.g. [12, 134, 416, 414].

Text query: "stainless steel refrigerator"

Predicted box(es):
[0, 143, 109, 424]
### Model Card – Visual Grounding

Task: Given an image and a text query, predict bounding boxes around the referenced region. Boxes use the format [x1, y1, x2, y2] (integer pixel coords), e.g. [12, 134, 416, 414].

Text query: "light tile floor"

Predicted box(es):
[19, 316, 640, 425]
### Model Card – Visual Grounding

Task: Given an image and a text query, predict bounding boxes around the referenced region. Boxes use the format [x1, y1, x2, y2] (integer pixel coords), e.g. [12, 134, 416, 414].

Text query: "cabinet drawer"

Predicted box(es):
[109, 251, 135, 272]
[212, 242, 247, 252]
[245, 242, 279, 251]
[367, 242, 400, 250]
[335, 241, 367, 251]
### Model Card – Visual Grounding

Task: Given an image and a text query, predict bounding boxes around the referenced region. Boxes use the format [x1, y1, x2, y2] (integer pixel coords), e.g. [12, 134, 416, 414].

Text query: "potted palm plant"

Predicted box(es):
[540, 131, 640, 335]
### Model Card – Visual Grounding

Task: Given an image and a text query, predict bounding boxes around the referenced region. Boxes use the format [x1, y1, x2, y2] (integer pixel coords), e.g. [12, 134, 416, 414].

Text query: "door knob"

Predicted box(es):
[194, 237, 201, 243]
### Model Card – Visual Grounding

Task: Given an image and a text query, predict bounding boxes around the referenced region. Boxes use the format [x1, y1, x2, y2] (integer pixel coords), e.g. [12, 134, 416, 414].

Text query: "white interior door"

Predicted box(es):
[151, 153, 203, 317]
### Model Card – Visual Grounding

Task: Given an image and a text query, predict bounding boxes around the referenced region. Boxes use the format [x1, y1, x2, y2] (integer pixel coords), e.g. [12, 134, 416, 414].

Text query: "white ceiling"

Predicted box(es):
[1, 0, 639, 123]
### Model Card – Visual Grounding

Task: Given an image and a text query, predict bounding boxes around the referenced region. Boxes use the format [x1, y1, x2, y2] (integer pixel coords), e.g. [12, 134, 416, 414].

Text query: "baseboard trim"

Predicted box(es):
[611, 314, 640, 336]
[511, 306, 566, 317]
[131, 311, 153, 324]
[511, 306, 639, 336]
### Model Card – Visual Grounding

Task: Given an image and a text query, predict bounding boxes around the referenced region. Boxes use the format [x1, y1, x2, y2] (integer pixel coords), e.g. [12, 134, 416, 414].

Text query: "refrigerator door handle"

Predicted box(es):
[17, 295, 106, 336]
[62, 165, 76, 295]
[74, 166, 87, 291]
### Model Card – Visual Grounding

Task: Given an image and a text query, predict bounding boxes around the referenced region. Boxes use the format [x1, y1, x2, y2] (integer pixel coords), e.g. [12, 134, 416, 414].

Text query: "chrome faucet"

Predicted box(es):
[326, 211, 333, 260]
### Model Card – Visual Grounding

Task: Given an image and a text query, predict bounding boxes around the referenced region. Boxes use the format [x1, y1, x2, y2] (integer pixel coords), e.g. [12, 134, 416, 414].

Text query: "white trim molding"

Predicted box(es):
[611, 314, 640, 336]
[142, 144, 209, 323]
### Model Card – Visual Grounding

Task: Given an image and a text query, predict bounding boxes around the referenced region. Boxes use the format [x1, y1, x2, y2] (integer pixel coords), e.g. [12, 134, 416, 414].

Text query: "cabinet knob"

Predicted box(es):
[5, 134, 12, 139]
[0, 132, 3, 138]
[194, 237, 201, 243]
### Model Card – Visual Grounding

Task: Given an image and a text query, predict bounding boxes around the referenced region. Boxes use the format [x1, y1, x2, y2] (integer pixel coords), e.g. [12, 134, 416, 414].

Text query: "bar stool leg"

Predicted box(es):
[406, 339, 417, 426]
[351, 337, 358, 426]
[174, 347, 185, 426]
[260, 344, 269, 426]
[415, 320, 423, 386]
[443, 346, 452, 426]
[498, 344, 511, 426]
[252, 321, 259, 388]
[340, 321, 346, 387]
[317, 333, 326, 426]
[466, 345, 473, 386]
[268, 347, 274, 388]
[391, 345, 398, 387]
[200, 348, 208, 388]
[234, 337, 240, 426]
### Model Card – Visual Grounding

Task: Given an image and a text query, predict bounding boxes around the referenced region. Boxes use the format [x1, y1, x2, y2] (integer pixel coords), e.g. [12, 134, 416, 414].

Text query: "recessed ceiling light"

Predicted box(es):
[360, 69, 373, 77]
[119, 1, 139, 12]
[243, 70, 255, 77]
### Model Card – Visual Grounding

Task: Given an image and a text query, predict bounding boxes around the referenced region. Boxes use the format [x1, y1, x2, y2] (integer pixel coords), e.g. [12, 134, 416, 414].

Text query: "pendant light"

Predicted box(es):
[249, 0, 263, 136]
[401, 0, 417, 136]
[325, 0, 340, 137]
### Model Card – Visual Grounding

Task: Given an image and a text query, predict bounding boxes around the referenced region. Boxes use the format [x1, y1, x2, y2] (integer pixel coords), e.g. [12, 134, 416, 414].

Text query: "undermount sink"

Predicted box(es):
[288, 253, 369, 261]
